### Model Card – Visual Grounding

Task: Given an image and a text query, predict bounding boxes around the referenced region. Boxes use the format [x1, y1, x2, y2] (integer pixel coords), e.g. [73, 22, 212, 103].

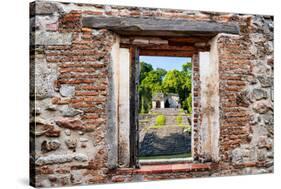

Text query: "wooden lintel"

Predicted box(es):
[139, 49, 194, 57]
[166, 36, 211, 44]
[120, 43, 197, 51]
[82, 16, 240, 37]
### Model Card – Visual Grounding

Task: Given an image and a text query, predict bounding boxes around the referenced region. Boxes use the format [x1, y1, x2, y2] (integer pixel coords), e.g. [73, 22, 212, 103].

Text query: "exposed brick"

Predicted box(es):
[75, 91, 99, 96]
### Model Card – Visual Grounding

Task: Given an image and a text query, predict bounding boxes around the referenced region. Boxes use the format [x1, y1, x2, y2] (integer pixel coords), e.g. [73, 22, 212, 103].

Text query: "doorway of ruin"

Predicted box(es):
[83, 16, 240, 168]
[137, 55, 193, 163]
[156, 101, 161, 108]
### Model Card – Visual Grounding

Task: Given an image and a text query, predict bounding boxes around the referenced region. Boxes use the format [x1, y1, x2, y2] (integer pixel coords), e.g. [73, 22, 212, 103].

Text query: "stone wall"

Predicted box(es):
[30, 1, 117, 186]
[30, 1, 273, 187]
[218, 17, 274, 169]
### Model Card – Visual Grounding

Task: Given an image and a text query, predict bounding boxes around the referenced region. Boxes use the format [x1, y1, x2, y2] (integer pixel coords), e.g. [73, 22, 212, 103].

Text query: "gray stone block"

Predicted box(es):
[33, 31, 72, 46]
[35, 153, 88, 165]
[35, 59, 58, 99]
[35, 154, 73, 165]
[35, 1, 63, 15]
[252, 89, 268, 101]
[59, 85, 75, 97]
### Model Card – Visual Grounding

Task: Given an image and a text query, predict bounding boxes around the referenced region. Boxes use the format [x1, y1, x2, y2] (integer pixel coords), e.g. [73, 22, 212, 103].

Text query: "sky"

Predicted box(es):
[140, 56, 191, 71]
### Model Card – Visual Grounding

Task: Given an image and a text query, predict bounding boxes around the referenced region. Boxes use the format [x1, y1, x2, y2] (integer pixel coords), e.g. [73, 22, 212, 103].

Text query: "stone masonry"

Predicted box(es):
[30, 1, 273, 187]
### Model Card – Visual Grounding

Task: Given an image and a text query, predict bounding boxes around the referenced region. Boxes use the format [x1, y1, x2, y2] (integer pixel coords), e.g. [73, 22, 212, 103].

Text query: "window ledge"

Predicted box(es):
[113, 162, 211, 175]
[139, 157, 193, 165]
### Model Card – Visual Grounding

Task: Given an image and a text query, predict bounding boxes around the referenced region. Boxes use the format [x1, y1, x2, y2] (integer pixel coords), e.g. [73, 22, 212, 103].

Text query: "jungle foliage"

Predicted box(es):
[138, 61, 192, 113]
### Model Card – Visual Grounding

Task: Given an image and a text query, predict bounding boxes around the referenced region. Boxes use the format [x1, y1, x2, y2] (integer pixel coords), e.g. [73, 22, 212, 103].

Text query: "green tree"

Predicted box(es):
[139, 62, 166, 113]
[182, 62, 192, 107]
[140, 61, 153, 82]
[140, 69, 165, 93]
[138, 61, 192, 113]
[182, 62, 192, 74]
[161, 62, 192, 112]
[182, 93, 192, 113]
[162, 69, 185, 94]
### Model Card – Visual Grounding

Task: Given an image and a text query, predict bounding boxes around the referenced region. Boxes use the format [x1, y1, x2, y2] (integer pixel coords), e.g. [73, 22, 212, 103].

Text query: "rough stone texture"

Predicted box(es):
[65, 138, 77, 151]
[59, 85, 75, 97]
[139, 125, 191, 156]
[30, 1, 273, 187]
[60, 106, 83, 117]
[139, 109, 191, 157]
[56, 118, 84, 130]
[33, 31, 72, 45]
[34, 57, 58, 100]
[35, 153, 88, 165]
[41, 140, 61, 153]
[32, 1, 64, 15]
[217, 15, 273, 173]
[251, 89, 268, 100]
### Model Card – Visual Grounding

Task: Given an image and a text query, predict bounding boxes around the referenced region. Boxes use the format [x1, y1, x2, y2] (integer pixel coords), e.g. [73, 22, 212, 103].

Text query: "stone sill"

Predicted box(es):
[114, 163, 211, 175]
[139, 157, 193, 165]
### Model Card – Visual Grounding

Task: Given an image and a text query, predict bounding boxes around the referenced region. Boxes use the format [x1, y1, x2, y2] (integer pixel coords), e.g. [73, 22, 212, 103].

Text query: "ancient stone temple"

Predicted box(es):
[152, 93, 180, 109]
[30, 0, 274, 187]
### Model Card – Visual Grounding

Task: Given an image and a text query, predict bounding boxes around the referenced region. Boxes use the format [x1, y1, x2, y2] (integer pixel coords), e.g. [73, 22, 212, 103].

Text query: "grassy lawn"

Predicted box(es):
[138, 152, 191, 160]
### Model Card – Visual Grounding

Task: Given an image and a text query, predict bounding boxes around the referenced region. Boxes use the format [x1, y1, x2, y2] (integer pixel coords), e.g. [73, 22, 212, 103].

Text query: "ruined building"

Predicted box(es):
[152, 93, 180, 109]
[30, 1, 274, 187]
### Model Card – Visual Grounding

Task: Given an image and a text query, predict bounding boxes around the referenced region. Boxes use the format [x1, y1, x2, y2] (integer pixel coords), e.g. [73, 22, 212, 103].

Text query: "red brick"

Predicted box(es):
[75, 91, 99, 96]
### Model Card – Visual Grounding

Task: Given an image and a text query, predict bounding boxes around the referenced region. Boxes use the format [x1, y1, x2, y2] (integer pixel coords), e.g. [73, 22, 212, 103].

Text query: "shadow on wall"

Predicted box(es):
[139, 132, 191, 156]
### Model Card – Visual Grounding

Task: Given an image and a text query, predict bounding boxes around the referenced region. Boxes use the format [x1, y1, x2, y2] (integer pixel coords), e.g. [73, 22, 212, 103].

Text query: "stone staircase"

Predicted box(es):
[139, 125, 191, 156]
[139, 108, 190, 129]
[150, 108, 182, 115]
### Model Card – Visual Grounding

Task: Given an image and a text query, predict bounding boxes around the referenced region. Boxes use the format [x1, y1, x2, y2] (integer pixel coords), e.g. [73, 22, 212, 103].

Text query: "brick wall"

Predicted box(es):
[191, 53, 201, 160]
[30, 1, 273, 187]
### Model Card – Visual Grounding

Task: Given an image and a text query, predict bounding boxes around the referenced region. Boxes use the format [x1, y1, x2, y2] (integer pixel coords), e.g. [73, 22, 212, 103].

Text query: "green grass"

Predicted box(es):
[139, 152, 192, 160]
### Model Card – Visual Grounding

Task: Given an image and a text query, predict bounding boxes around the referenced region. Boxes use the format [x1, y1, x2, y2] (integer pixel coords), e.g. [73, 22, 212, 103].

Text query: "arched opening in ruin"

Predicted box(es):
[164, 99, 170, 108]
[156, 100, 161, 108]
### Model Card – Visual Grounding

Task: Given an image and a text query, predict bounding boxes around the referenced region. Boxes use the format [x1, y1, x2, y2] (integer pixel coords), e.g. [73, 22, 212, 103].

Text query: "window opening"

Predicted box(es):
[138, 56, 193, 162]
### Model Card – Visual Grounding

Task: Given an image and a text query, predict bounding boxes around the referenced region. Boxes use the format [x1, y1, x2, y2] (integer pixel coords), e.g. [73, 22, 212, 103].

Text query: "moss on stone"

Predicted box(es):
[155, 114, 166, 126]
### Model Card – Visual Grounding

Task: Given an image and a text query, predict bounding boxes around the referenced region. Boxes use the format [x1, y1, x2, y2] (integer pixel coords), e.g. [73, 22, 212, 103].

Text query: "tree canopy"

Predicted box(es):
[139, 61, 192, 113]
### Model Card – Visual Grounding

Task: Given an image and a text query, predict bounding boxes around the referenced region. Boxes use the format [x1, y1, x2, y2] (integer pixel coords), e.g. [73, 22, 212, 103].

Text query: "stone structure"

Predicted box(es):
[30, 1, 273, 187]
[139, 125, 191, 156]
[139, 109, 191, 156]
[152, 93, 180, 109]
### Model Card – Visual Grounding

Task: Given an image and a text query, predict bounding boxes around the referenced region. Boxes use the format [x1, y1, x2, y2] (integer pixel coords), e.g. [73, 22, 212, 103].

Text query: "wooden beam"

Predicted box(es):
[120, 43, 197, 51]
[129, 47, 139, 168]
[82, 16, 240, 37]
[139, 49, 194, 57]
[166, 36, 211, 43]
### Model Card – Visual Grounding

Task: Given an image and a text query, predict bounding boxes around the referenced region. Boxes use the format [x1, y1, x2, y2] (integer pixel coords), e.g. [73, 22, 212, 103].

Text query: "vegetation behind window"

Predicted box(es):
[138, 60, 192, 113]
